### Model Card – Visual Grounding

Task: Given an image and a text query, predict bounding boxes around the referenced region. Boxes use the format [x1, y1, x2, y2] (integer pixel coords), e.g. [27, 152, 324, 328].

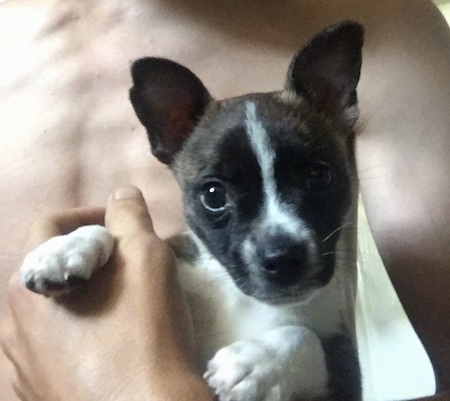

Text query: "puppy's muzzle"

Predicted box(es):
[255, 235, 310, 285]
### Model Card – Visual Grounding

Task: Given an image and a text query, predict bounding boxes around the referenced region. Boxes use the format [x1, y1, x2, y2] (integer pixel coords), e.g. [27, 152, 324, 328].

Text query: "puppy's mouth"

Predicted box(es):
[230, 263, 330, 305]
[253, 288, 318, 306]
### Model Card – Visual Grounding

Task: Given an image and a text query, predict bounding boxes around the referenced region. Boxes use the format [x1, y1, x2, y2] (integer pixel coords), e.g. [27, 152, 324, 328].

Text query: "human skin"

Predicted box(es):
[1, 186, 213, 401]
[0, 0, 449, 399]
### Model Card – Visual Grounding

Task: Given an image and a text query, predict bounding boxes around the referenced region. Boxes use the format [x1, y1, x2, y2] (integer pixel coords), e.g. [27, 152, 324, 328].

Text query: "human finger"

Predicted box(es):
[105, 186, 155, 238]
[104, 186, 176, 289]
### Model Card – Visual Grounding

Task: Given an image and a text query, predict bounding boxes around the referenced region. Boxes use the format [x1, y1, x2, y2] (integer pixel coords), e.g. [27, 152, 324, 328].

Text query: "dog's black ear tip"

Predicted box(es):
[289, 20, 365, 75]
[130, 58, 146, 79]
[326, 20, 365, 47]
[130, 57, 180, 85]
[343, 21, 364, 44]
[130, 57, 159, 85]
[335, 20, 364, 33]
[311, 21, 364, 52]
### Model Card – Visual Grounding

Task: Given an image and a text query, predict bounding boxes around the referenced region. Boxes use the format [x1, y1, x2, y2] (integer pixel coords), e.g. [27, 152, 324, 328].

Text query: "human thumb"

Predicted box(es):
[104, 186, 176, 290]
[105, 186, 154, 238]
[104, 186, 193, 361]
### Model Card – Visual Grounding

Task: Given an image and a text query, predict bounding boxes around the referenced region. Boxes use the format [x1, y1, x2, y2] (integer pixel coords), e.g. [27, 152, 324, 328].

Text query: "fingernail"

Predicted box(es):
[114, 186, 142, 200]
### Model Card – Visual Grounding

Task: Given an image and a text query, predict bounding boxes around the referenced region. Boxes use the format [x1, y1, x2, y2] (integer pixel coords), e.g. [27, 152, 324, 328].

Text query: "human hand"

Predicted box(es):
[0, 186, 211, 401]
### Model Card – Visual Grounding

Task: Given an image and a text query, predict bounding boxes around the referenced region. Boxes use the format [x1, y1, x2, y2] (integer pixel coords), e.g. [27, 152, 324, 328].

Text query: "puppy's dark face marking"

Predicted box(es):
[129, 21, 364, 303]
[174, 94, 353, 302]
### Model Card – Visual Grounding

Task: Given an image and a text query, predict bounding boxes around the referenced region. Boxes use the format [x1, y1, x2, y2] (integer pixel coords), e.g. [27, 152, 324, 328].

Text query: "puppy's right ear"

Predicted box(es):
[129, 58, 212, 164]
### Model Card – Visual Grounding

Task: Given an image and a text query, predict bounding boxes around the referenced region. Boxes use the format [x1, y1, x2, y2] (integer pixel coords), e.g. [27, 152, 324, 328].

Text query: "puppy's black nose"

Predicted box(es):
[258, 240, 308, 284]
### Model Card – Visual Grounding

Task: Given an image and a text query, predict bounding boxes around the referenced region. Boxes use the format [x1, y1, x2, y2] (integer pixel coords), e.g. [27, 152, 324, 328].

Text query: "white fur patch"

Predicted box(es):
[20, 225, 114, 295]
[205, 325, 328, 400]
[244, 102, 277, 202]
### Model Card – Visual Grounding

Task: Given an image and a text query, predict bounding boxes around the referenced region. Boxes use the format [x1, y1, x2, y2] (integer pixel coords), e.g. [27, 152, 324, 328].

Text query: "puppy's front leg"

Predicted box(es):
[205, 326, 328, 401]
[20, 225, 114, 296]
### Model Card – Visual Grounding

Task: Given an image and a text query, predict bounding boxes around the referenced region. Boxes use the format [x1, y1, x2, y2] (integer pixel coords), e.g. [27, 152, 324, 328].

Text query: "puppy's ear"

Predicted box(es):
[129, 58, 212, 164]
[287, 21, 364, 128]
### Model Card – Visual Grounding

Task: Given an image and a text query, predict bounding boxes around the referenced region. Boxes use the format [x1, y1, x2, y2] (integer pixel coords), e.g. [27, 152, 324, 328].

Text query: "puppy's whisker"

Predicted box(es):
[322, 251, 351, 256]
[322, 221, 353, 243]
[210, 274, 233, 285]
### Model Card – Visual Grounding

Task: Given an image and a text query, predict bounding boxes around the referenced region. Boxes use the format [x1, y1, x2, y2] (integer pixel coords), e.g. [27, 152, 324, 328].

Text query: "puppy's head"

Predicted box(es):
[130, 22, 364, 303]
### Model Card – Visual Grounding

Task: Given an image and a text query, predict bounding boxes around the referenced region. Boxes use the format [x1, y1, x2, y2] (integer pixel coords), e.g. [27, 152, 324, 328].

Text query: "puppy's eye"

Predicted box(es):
[200, 183, 230, 214]
[306, 164, 334, 191]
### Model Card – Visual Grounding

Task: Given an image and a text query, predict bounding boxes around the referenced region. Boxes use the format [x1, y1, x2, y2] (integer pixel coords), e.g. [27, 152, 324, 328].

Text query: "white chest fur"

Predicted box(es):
[177, 235, 354, 372]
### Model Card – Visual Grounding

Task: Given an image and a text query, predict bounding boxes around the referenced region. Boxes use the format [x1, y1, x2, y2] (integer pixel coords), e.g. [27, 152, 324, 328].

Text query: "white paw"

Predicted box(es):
[20, 225, 114, 296]
[204, 341, 282, 401]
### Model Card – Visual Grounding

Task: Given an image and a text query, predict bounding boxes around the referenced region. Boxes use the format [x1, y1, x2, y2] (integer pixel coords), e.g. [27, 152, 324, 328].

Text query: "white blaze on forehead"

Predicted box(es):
[244, 102, 301, 235]
[245, 102, 276, 199]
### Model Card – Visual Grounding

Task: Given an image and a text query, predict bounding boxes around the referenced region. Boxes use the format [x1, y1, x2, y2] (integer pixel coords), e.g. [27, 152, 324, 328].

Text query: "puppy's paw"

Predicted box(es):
[204, 341, 282, 401]
[20, 225, 114, 296]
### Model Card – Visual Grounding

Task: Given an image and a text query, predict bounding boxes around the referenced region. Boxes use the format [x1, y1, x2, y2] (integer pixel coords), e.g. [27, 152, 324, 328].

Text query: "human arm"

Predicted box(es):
[0, 186, 212, 401]
[355, 0, 450, 395]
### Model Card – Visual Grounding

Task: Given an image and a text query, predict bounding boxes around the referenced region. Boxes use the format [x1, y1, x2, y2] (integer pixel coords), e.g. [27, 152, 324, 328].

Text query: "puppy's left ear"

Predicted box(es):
[287, 21, 364, 128]
[129, 58, 212, 164]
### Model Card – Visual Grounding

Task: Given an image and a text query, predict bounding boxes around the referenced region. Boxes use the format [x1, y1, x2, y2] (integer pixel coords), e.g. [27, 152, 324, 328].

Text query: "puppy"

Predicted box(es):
[21, 21, 364, 401]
